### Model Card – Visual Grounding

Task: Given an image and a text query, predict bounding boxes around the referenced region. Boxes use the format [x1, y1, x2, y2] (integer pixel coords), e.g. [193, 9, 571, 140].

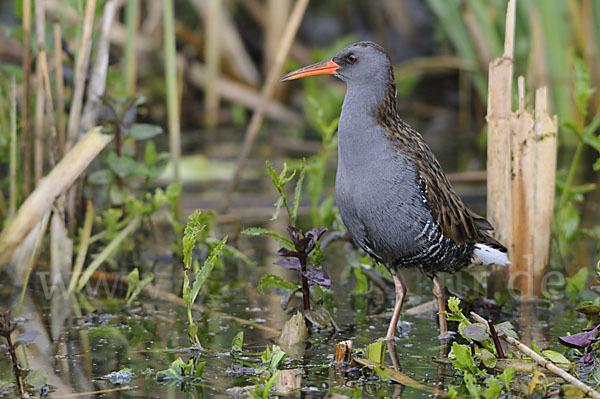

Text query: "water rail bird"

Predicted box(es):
[280, 41, 509, 340]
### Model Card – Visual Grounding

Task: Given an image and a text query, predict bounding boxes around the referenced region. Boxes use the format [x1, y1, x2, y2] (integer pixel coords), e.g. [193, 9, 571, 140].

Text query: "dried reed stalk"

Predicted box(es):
[531, 87, 557, 293]
[509, 77, 535, 297]
[66, 0, 97, 150]
[204, 0, 221, 127]
[67, 200, 94, 295]
[265, 0, 290, 72]
[486, 0, 558, 298]
[81, 0, 119, 131]
[486, 0, 515, 294]
[225, 0, 310, 209]
[53, 21, 66, 155]
[187, 62, 302, 124]
[194, 0, 260, 86]
[0, 128, 112, 267]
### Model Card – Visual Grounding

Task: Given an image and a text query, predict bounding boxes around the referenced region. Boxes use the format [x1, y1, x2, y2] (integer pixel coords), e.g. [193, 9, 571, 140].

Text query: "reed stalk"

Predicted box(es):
[53, 21, 65, 155]
[225, 0, 310, 210]
[21, 0, 32, 196]
[486, 0, 515, 294]
[36, 0, 59, 168]
[204, 0, 221, 128]
[163, 0, 182, 218]
[81, 0, 119, 130]
[487, 0, 558, 298]
[9, 77, 17, 218]
[67, 200, 94, 295]
[0, 128, 112, 267]
[66, 0, 97, 150]
[125, 0, 139, 95]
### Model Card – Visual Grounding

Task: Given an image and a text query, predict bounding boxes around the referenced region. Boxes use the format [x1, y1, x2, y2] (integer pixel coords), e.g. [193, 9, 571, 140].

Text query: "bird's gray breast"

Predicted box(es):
[335, 117, 434, 266]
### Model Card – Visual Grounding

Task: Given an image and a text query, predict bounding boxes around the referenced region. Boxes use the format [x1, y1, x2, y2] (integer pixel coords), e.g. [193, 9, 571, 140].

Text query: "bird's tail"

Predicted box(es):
[474, 241, 510, 265]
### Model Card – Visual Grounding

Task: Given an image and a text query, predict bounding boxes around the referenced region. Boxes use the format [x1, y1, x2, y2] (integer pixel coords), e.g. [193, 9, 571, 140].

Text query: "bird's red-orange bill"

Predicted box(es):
[279, 59, 340, 82]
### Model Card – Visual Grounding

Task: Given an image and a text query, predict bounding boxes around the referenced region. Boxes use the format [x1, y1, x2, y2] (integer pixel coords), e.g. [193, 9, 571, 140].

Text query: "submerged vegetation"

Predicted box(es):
[0, 0, 599, 397]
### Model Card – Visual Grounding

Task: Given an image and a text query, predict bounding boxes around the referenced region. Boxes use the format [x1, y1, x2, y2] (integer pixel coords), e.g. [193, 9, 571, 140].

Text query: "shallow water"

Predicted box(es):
[0, 241, 588, 398]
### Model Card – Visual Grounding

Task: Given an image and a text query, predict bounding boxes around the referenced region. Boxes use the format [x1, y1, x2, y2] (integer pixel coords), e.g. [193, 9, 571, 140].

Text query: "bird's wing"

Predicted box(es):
[414, 149, 483, 244]
[412, 141, 507, 251]
[385, 121, 491, 244]
[376, 103, 504, 248]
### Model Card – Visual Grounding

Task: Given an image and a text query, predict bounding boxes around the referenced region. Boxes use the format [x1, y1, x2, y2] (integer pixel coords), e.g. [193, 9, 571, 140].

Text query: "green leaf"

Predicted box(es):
[259, 345, 287, 372]
[256, 274, 299, 295]
[449, 342, 479, 375]
[145, 140, 158, 165]
[573, 56, 595, 117]
[291, 158, 306, 224]
[374, 365, 389, 381]
[531, 340, 542, 356]
[500, 367, 514, 392]
[156, 357, 204, 384]
[448, 296, 461, 315]
[106, 152, 137, 177]
[126, 268, 139, 300]
[477, 348, 497, 369]
[189, 236, 227, 305]
[262, 370, 280, 399]
[127, 123, 163, 140]
[87, 169, 114, 185]
[231, 331, 244, 352]
[266, 160, 280, 188]
[366, 340, 386, 364]
[542, 350, 570, 364]
[241, 227, 294, 249]
[182, 210, 206, 270]
[463, 372, 480, 399]
[23, 369, 47, 390]
[353, 266, 369, 294]
[495, 321, 519, 339]
[583, 113, 600, 140]
[566, 267, 589, 302]
[271, 196, 284, 221]
[127, 272, 154, 305]
[195, 362, 205, 378]
[483, 377, 502, 399]
[463, 323, 490, 342]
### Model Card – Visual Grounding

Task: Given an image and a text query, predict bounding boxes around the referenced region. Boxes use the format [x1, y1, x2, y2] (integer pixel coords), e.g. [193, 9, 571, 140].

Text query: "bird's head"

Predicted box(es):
[280, 41, 394, 88]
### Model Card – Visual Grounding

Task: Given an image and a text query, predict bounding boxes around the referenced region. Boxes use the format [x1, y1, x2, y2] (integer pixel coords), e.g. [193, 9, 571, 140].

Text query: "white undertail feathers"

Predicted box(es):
[474, 243, 510, 265]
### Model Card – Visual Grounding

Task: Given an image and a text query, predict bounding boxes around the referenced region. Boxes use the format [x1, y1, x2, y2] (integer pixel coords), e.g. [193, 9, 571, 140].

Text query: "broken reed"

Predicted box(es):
[486, 0, 558, 298]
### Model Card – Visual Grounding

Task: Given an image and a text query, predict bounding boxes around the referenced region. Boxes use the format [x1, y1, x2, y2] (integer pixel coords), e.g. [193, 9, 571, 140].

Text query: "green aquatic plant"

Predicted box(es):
[125, 267, 154, 305]
[553, 56, 600, 288]
[156, 357, 205, 386]
[243, 161, 334, 326]
[444, 298, 516, 398]
[249, 345, 287, 398]
[182, 210, 227, 348]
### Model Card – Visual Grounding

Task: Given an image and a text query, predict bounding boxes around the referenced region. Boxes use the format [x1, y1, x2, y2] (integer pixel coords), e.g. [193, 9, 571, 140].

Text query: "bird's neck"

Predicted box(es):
[337, 80, 399, 169]
[343, 77, 397, 120]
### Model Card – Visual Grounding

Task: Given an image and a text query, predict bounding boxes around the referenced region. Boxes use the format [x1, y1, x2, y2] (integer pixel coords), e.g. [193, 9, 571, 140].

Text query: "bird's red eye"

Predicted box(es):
[347, 54, 357, 63]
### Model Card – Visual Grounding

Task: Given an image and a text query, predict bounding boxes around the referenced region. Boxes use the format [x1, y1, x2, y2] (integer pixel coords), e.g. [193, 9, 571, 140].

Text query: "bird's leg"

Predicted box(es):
[385, 271, 406, 341]
[432, 275, 447, 337]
